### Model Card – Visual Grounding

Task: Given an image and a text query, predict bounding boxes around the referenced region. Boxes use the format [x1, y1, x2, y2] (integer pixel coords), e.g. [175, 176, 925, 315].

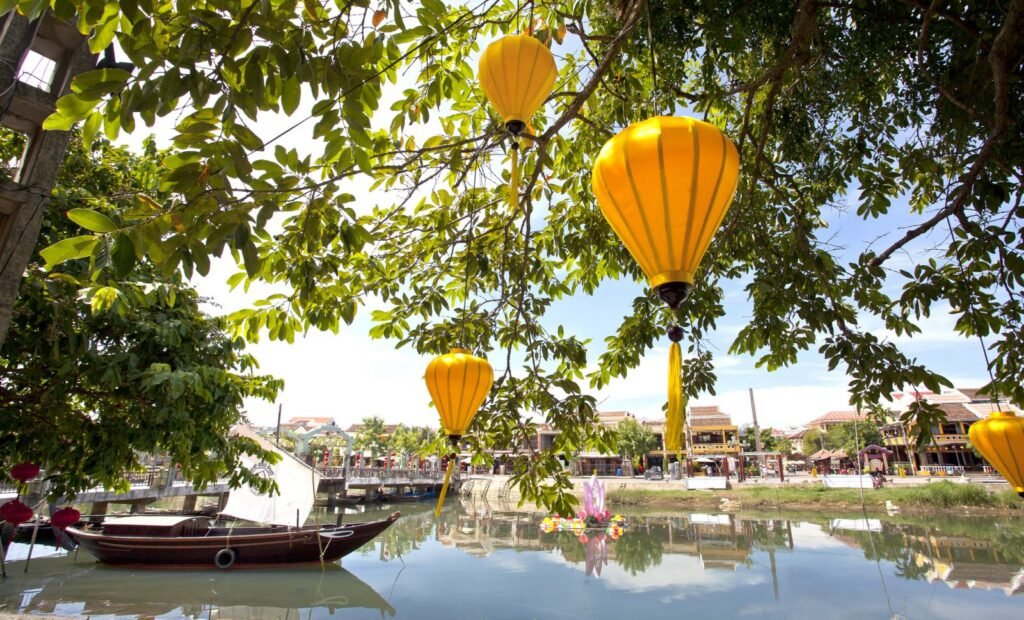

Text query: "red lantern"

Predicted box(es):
[10, 462, 40, 482]
[50, 507, 81, 530]
[0, 499, 33, 526]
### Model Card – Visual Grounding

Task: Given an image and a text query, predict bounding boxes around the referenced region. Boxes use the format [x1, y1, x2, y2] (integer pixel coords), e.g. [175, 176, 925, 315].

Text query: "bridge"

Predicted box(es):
[2, 466, 457, 515]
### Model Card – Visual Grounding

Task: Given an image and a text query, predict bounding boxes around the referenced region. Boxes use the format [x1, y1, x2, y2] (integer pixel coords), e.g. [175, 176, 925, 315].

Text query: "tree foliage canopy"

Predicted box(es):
[0, 129, 280, 499]
[6, 0, 1023, 512]
[614, 416, 656, 463]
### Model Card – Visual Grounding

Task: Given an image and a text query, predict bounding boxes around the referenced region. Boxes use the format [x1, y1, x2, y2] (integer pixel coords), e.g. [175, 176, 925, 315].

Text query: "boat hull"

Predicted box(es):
[67, 512, 399, 569]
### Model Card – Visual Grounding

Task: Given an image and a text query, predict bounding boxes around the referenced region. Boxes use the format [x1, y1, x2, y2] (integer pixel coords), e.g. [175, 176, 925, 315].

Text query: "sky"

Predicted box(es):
[112, 22, 993, 434]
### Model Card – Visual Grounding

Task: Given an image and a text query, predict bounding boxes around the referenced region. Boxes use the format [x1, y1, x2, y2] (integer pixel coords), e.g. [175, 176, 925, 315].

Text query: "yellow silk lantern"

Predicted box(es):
[592, 116, 740, 455]
[478, 35, 557, 134]
[968, 411, 1024, 497]
[425, 348, 494, 515]
[478, 34, 557, 210]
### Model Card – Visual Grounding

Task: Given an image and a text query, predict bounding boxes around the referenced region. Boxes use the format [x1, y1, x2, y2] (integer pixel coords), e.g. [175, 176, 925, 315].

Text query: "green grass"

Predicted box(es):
[612, 481, 1023, 511]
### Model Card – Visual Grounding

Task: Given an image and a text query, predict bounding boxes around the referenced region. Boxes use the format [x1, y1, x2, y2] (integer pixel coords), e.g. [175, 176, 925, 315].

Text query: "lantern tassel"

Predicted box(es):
[665, 341, 684, 453]
[509, 141, 520, 211]
[434, 458, 456, 518]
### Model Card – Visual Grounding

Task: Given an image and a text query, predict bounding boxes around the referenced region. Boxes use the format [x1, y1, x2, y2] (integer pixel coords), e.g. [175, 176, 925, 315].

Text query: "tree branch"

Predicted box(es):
[869, 0, 1024, 269]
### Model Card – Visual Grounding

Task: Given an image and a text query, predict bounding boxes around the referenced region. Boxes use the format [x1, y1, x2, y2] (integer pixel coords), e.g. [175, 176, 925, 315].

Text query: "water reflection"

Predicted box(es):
[1, 555, 395, 617]
[0, 500, 1021, 618]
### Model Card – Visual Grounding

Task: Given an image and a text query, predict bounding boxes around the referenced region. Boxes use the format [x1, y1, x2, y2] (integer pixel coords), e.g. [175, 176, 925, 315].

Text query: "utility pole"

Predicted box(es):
[275, 403, 283, 445]
[749, 388, 764, 472]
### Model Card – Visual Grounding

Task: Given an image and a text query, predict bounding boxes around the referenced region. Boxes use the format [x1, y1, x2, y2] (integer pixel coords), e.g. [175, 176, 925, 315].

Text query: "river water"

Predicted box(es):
[1, 501, 1021, 619]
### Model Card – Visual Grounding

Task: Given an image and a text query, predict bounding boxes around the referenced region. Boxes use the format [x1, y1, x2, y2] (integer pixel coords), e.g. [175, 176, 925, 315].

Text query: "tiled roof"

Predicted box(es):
[690, 406, 735, 428]
[891, 391, 936, 401]
[956, 388, 982, 400]
[690, 406, 722, 415]
[786, 429, 808, 439]
[597, 411, 632, 425]
[288, 416, 336, 425]
[808, 411, 866, 425]
[691, 415, 734, 428]
[936, 403, 981, 422]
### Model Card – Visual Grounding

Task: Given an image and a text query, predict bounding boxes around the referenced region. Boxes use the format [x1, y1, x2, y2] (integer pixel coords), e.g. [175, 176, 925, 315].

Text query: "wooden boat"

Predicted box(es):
[67, 511, 400, 569]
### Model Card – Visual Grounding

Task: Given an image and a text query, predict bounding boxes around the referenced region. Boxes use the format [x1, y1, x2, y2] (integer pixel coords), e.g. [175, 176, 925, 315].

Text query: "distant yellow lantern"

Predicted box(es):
[592, 116, 740, 454]
[968, 411, 1024, 497]
[478, 34, 557, 211]
[424, 348, 494, 515]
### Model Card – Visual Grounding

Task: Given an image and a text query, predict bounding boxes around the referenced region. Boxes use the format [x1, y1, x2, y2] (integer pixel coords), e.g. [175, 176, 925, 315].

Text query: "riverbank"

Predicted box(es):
[458, 475, 1022, 518]
[610, 481, 1023, 517]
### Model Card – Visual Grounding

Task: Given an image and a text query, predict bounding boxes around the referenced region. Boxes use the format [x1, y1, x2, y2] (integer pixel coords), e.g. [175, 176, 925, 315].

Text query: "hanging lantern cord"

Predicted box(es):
[507, 124, 522, 212]
[434, 435, 462, 517]
[645, 0, 660, 115]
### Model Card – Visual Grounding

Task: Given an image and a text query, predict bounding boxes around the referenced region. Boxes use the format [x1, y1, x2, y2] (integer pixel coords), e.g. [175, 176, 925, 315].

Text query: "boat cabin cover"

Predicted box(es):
[99, 515, 210, 537]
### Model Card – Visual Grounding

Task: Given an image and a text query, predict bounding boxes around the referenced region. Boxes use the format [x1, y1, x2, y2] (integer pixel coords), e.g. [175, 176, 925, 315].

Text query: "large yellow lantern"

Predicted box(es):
[425, 348, 494, 515]
[478, 34, 557, 210]
[592, 116, 740, 454]
[968, 411, 1024, 497]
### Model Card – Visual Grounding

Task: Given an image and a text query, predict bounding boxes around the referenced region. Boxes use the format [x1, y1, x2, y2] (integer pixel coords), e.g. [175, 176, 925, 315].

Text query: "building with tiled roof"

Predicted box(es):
[687, 406, 740, 456]
[878, 389, 999, 472]
[806, 410, 867, 432]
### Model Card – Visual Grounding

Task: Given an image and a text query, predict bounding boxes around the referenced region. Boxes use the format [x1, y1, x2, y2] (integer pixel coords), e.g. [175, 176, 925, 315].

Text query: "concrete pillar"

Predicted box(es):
[181, 495, 198, 512]
[0, 12, 96, 348]
[89, 501, 108, 523]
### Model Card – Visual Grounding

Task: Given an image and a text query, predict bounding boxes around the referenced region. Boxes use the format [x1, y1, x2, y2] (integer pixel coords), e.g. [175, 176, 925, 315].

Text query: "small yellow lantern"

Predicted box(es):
[968, 411, 1024, 497]
[592, 116, 740, 454]
[478, 34, 557, 135]
[425, 348, 494, 515]
[478, 34, 557, 210]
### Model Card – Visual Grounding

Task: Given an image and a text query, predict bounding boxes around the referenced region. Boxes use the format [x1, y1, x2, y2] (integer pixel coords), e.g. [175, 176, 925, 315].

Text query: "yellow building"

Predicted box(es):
[688, 406, 741, 456]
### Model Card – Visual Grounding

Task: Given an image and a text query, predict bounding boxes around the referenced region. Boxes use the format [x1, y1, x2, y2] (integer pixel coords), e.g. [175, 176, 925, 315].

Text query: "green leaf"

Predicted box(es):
[67, 208, 118, 232]
[71, 68, 132, 97]
[281, 75, 300, 115]
[81, 110, 102, 150]
[110, 233, 136, 277]
[39, 235, 99, 268]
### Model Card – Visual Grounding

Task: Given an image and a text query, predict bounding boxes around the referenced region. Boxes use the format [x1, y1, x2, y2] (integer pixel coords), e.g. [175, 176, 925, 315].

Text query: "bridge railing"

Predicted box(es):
[327, 466, 449, 481]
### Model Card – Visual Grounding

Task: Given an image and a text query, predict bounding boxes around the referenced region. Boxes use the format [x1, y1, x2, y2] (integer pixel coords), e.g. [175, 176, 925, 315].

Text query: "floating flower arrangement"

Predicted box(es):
[539, 513, 627, 540]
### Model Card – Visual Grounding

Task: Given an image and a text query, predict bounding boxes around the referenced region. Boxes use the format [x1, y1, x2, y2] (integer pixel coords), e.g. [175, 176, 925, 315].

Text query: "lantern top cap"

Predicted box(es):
[448, 347, 473, 355]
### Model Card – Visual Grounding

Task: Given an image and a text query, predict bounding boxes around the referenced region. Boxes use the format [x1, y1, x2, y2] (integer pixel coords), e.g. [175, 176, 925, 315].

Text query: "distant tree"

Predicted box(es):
[764, 434, 793, 455]
[825, 422, 884, 456]
[740, 427, 791, 454]
[391, 424, 434, 463]
[615, 418, 656, 466]
[802, 429, 826, 454]
[352, 416, 389, 464]
[309, 433, 349, 464]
